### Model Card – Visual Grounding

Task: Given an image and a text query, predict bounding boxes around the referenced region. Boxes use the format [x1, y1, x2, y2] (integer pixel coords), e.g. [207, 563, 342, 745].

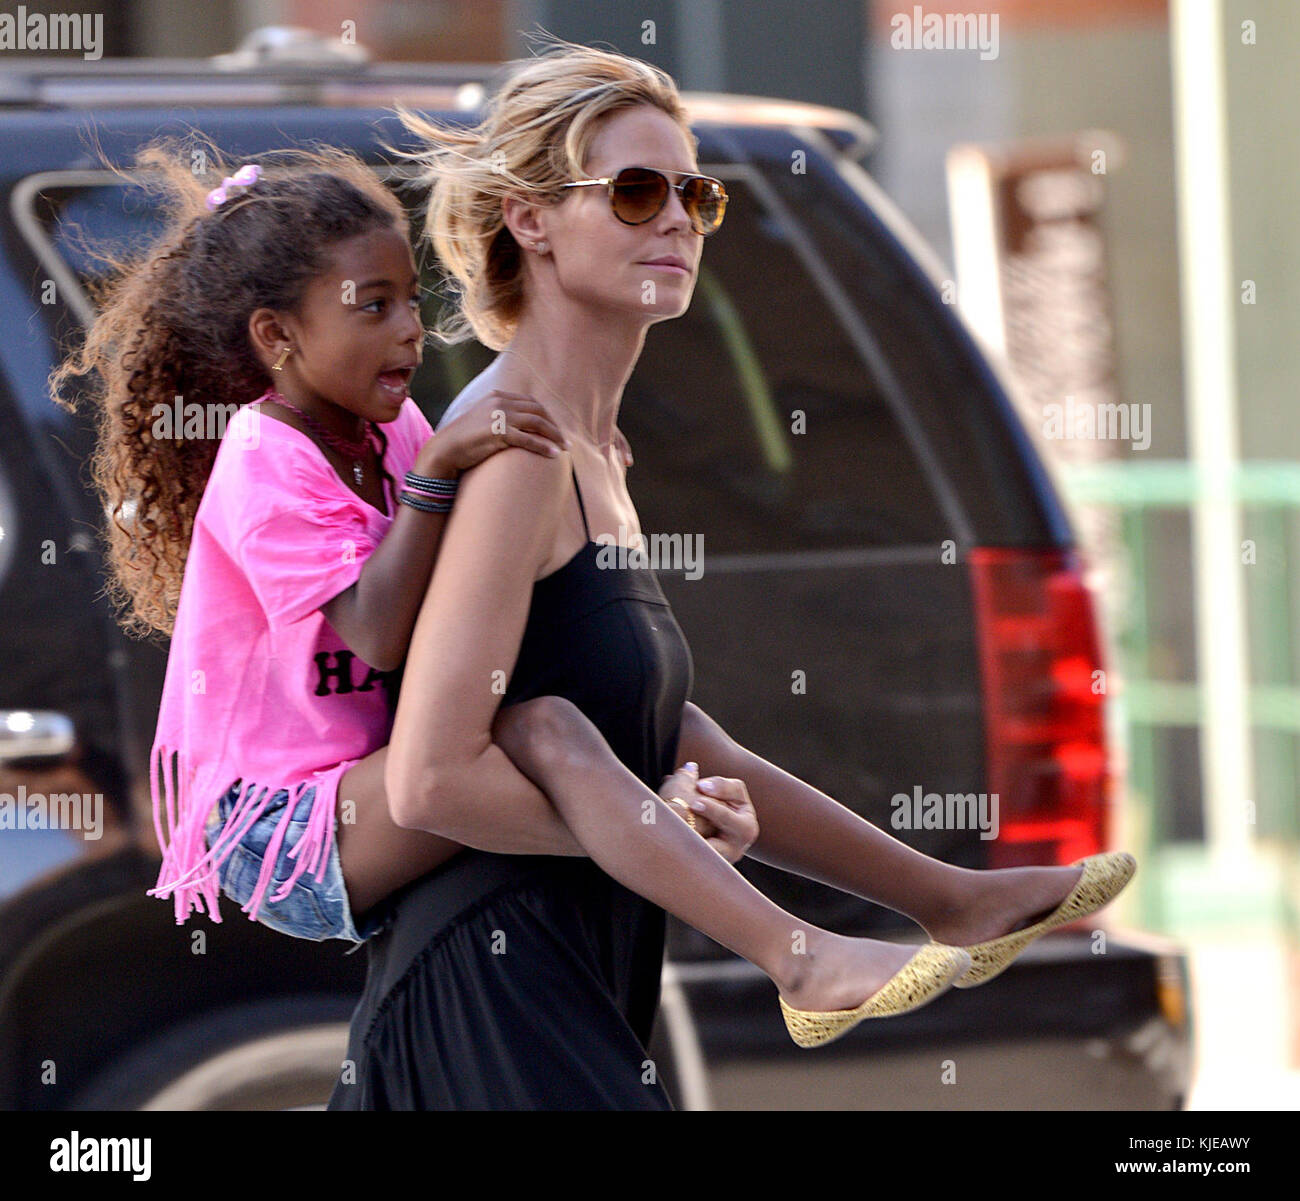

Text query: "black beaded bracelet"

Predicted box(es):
[398, 489, 453, 513]
[404, 470, 458, 498]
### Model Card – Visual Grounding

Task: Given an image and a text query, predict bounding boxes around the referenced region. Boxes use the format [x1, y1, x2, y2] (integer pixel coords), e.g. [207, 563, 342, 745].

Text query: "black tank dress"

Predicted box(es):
[327, 465, 694, 1110]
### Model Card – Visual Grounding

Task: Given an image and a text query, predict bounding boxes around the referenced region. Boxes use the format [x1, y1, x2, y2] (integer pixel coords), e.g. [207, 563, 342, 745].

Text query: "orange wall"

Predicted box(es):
[285, 0, 510, 61]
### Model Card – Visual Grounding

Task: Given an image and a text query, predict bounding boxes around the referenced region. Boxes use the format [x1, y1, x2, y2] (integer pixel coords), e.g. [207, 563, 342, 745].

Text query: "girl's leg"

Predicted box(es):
[335, 748, 465, 917]
[337, 723, 905, 1013]
[491, 696, 927, 1014]
[675, 702, 1084, 947]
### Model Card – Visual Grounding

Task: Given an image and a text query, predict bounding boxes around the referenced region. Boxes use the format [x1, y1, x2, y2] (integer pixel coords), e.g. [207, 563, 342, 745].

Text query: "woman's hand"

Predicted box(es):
[657, 762, 758, 865]
[417, 390, 569, 478]
[612, 425, 633, 468]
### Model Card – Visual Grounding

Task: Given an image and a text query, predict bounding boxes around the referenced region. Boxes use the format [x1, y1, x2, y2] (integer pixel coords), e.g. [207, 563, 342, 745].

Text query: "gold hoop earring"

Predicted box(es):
[271, 346, 292, 372]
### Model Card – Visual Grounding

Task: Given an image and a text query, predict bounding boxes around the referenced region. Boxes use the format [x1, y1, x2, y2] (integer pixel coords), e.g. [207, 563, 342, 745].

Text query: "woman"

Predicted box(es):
[327, 36, 1132, 1110]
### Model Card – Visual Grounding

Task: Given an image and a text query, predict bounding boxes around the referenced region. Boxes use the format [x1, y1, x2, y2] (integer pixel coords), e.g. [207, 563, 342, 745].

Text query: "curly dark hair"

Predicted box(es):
[50, 136, 409, 641]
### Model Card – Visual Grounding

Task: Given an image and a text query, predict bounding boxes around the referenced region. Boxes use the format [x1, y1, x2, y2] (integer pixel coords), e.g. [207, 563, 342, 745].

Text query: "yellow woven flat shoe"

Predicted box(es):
[947, 851, 1137, 988]
[778, 944, 972, 1048]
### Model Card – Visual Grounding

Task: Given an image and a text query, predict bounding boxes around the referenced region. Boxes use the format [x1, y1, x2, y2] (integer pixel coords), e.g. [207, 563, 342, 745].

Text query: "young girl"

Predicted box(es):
[54, 137, 1130, 1058]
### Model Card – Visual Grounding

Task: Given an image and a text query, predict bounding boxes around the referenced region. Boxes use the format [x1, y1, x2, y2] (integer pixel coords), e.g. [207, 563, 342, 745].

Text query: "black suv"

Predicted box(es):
[0, 39, 1192, 1110]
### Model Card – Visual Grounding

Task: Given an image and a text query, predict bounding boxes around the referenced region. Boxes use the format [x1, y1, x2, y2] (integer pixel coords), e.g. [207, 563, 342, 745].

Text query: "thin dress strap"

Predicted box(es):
[570, 464, 592, 541]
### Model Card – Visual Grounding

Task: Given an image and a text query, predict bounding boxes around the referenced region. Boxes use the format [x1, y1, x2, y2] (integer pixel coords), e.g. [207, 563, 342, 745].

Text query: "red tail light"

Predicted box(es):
[967, 547, 1111, 867]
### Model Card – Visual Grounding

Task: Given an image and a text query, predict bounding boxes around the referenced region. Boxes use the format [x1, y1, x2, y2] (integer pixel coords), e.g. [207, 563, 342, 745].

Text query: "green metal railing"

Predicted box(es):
[1059, 459, 1300, 929]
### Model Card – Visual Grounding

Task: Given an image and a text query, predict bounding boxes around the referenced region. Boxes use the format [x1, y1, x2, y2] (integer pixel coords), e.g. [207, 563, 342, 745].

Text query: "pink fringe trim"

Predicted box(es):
[145, 742, 337, 926]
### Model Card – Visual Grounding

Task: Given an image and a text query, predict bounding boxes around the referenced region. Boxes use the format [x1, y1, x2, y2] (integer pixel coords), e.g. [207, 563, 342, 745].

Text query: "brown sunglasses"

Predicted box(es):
[561, 166, 728, 236]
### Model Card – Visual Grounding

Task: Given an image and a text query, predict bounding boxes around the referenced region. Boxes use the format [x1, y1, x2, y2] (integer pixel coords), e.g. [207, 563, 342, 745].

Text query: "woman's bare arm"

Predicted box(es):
[383, 445, 585, 856]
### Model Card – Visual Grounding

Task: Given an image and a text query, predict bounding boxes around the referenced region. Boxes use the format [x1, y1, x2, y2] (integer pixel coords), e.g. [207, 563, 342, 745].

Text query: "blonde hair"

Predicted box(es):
[397, 32, 695, 350]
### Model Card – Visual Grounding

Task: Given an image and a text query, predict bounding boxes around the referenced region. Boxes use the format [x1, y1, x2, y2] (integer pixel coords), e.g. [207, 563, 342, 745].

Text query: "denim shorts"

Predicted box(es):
[204, 780, 392, 950]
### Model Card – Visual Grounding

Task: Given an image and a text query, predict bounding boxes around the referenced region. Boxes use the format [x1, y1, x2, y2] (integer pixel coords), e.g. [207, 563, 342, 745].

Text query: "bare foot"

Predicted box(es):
[775, 932, 921, 1013]
[921, 864, 1084, 948]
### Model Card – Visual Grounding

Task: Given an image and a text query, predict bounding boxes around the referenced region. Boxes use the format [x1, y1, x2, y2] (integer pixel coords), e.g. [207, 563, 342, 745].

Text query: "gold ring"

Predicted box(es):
[669, 796, 697, 832]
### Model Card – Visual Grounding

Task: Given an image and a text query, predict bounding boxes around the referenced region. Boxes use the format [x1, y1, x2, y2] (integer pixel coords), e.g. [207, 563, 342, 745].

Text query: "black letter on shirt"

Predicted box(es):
[314, 650, 356, 696]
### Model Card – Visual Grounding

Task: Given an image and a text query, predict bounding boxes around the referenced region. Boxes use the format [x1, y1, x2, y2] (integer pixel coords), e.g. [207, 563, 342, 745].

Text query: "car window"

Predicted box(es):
[750, 138, 1063, 545]
[24, 161, 951, 553]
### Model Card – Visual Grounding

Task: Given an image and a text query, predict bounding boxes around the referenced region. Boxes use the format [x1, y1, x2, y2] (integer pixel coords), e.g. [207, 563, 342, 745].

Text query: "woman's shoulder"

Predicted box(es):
[437, 374, 569, 504]
[434, 366, 530, 432]
[434, 386, 482, 432]
[462, 439, 569, 497]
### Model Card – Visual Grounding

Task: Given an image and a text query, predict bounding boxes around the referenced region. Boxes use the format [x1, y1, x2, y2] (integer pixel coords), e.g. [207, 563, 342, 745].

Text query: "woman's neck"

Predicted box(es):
[499, 316, 645, 448]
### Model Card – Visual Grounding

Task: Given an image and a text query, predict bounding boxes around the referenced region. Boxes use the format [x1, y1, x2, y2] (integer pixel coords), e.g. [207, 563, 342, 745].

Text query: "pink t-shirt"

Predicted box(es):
[147, 392, 433, 926]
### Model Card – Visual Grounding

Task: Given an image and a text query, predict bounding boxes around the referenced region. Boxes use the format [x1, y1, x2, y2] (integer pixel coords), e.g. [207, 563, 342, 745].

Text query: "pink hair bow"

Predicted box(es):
[205, 164, 263, 212]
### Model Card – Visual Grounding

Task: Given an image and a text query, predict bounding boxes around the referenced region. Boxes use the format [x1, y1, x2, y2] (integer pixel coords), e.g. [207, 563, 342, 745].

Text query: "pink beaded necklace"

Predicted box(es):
[264, 390, 375, 487]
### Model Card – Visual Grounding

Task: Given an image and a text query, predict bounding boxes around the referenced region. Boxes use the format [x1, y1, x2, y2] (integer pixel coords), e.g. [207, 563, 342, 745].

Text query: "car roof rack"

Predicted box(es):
[0, 25, 877, 158]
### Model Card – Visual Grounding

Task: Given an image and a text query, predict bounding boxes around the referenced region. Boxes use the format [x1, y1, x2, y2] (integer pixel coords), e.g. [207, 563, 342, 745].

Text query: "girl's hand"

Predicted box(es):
[417, 390, 569, 478]
[657, 763, 759, 865]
